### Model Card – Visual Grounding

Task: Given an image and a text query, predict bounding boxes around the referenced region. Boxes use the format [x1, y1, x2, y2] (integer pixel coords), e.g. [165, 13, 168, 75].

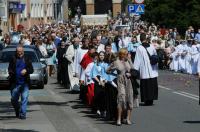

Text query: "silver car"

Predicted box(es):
[0, 47, 47, 89]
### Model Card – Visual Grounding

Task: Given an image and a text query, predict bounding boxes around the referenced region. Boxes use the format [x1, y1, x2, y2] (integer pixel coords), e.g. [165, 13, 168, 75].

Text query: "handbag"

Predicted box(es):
[47, 49, 55, 57]
[143, 46, 159, 65]
[130, 68, 140, 79]
[127, 59, 140, 79]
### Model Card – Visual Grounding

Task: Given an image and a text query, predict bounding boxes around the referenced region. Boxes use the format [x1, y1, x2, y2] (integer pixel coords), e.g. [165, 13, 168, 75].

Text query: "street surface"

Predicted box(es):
[0, 70, 200, 132]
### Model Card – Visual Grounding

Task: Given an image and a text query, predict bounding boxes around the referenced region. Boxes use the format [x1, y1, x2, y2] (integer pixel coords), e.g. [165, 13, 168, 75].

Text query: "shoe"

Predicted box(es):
[135, 98, 139, 108]
[19, 116, 26, 120]
[97, 110, 101, 116]
[116, 120, 121, 126]
[15, 110, 19, 118]
[102, 111, 106, 118]
[122, 119, 127, 124]
[126, 120, 132, 125]
[144, 100, 153, 106]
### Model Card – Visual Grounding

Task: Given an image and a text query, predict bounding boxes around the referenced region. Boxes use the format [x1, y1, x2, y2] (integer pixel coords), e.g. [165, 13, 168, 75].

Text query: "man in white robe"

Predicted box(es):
[64, 38, 80, 91]
[133, 33, 158, 106]
[74, 38, 89, 81]
[73, 38, 89, 100]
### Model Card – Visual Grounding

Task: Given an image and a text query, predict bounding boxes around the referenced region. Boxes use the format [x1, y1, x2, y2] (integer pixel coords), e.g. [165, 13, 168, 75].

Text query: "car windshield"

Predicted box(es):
[0, 51, 38, 62]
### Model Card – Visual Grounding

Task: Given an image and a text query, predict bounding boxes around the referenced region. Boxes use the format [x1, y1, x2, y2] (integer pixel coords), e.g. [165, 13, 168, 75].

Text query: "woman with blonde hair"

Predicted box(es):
[107, 48, 134, 126]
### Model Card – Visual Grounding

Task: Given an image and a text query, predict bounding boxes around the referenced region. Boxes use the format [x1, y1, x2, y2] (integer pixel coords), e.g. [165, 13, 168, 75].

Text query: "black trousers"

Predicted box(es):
[105, 81, 118, 120]
[57, 63, 62, 83]
[58, 61, 70, 88]
[79, 84, 87, 104]
[140, 77, 158, 102]
[93, 79, 106, 112]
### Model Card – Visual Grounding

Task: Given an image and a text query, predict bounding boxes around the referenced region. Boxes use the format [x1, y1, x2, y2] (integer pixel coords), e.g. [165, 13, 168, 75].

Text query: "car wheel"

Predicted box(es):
[37, 81, 44, 89]
[44, 69, 48, 84]
[44, 76, 48, 84]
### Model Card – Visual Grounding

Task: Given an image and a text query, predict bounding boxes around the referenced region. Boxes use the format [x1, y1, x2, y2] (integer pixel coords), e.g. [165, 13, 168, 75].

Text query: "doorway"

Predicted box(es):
[68, 0, 86, 17]
[94, 0, 112, 14]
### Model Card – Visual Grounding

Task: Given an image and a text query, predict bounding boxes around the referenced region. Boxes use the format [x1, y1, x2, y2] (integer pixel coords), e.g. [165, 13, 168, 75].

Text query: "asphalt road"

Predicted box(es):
[0, 70, 200, 132]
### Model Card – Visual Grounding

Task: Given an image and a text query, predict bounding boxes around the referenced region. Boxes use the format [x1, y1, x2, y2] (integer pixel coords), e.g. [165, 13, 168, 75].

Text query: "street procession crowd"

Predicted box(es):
[1, 13, 200, 124]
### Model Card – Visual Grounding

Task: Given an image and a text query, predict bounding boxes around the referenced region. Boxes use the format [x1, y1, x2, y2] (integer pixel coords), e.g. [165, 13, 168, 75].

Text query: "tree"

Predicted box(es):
[143, 0, 200, 34]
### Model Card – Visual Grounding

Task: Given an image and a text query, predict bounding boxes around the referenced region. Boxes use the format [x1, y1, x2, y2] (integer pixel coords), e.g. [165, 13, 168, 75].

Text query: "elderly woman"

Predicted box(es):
[107, 48, 134, 126]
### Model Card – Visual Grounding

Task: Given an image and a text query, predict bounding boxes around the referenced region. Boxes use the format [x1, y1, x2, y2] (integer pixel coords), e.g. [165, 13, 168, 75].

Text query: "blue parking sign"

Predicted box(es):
[128, 4, 135, 13]
[134, 4, 145, 14]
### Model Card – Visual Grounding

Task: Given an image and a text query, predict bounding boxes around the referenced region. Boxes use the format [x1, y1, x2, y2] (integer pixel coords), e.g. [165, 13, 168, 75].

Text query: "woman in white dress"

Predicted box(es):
[44, 37, 56, 76]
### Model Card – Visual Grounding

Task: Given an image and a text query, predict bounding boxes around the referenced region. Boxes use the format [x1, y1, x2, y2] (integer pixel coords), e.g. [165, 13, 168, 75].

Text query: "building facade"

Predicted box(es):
[0, 0, 122, 34]
[0, 0, 8, 33]
[0, 0, 56, 34]
[62, 0, 122, 21]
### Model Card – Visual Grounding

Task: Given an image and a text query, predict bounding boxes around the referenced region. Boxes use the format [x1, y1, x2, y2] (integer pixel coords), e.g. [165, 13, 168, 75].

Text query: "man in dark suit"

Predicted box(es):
[8, 45, 34, 119]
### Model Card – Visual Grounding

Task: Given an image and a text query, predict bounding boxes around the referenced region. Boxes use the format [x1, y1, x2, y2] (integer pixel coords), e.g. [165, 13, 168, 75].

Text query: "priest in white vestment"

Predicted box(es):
[64, 38, 80, 91]
[133, 33, 158, 106]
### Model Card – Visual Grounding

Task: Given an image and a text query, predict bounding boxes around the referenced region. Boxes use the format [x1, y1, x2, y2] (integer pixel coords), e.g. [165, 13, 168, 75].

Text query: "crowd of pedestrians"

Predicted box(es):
[1, 13, 200, 124]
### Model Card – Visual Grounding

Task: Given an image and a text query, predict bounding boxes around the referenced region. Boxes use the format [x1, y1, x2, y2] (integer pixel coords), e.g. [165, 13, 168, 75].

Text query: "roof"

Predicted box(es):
[2, 47, 35, 52]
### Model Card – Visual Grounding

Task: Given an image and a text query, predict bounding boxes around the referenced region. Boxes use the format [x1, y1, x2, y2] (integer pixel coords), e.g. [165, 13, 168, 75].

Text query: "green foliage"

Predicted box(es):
[122, 0, 132, 12]
[143, 0, 200, 33]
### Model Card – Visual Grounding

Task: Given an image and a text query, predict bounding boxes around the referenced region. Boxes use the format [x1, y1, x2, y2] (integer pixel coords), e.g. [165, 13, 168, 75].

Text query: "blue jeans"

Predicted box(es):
[11, 84, 29, 117]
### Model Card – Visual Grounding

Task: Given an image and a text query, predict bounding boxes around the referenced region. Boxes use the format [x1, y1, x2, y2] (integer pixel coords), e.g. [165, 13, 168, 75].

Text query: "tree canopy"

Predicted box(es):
[143, 0, 200, 33]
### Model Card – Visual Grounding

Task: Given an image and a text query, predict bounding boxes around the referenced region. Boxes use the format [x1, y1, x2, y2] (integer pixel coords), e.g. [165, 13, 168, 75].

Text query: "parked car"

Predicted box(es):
[4, 45, 48, 84]
[0, 47, 47, 89]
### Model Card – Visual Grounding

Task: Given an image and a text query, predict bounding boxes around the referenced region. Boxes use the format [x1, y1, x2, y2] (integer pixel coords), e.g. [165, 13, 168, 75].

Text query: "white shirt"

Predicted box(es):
[75, 48, 88, 79]
[85, 62, 94, 85]
[38, 45, 48, 57]
[24, 39, 31, 45]
[96, 44, 105, 53]
[118, 37, 130, 49]
[133, 45, 158, 79]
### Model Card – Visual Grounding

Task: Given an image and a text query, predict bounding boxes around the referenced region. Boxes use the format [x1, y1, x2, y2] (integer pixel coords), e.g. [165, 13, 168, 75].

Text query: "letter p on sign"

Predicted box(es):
[128, 4, 135, 13]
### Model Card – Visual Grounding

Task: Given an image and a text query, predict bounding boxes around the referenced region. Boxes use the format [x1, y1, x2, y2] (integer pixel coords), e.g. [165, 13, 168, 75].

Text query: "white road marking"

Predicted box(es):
[159, 85, 171, 90]
[173, 92, 199, 101]
[159, 85, 199, 101]
[180, 91, 199, 98]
